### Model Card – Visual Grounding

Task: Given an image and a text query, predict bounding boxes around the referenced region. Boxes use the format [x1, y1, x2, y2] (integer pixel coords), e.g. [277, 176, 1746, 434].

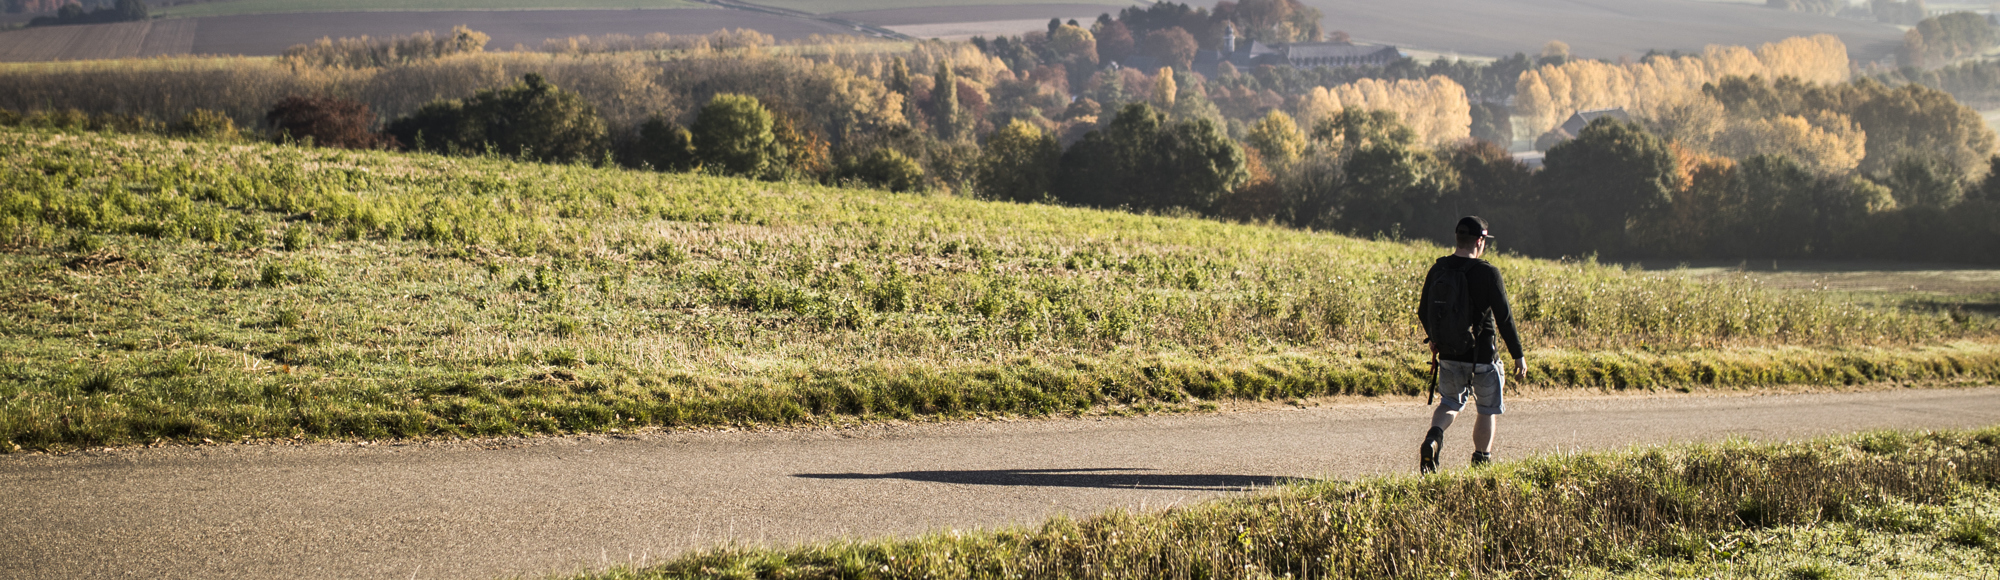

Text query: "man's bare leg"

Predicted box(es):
[1472, 413, 1496, 453]
[1430, 405, 1457, 430]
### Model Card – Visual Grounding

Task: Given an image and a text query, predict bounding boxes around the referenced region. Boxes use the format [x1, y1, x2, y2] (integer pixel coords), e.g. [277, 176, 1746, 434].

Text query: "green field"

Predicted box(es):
[2, 126, 1997, 452]
[569, 427, 2000, 579]
[153, 0, 704, 18]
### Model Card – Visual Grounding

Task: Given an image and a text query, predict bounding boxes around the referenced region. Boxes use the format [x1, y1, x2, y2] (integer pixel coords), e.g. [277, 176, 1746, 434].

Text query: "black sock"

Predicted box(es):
[1425, 426, 1443, 441]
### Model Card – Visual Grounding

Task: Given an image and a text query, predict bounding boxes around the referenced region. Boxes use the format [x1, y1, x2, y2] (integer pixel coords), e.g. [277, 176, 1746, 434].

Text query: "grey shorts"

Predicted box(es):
[1436, 359, 1504, 415]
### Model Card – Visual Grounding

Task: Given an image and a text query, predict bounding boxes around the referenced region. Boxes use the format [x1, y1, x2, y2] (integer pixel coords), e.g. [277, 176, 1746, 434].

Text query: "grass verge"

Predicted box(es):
[2, 128, 1998, 452]
[564, 426, 2000, 579]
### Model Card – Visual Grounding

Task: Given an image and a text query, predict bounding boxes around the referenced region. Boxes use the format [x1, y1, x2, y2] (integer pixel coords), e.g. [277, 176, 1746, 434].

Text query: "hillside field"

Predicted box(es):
[154, 0, 702, 17]
[0, 9, 866, 61]
[5, 0, 1911, 62]
[1, 127, 1997, 452]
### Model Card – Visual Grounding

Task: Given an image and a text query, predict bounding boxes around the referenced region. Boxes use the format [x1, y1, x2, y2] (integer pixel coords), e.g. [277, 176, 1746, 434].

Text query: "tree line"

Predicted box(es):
[4, 2, 1999, 264]
[22, 0, 143, 26]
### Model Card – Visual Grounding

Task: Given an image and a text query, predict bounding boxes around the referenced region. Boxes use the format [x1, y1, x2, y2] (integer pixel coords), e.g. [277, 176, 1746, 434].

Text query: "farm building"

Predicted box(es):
[1189, 25, 1402, 74]
[1534, 107, 1630, 149]
[1115, 24, 1401, 74]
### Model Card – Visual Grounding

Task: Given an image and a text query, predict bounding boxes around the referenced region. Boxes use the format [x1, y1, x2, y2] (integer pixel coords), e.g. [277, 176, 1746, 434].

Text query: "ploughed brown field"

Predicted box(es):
[827, 3, 1131, 26]
[0, 9, 855, 61]
[0, 0, 1913, 62]
[0, 19, 196, 61]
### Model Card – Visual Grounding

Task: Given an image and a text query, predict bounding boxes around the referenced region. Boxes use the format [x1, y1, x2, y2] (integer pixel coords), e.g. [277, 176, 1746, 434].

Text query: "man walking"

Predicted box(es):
[1417, 216, 1526, 474]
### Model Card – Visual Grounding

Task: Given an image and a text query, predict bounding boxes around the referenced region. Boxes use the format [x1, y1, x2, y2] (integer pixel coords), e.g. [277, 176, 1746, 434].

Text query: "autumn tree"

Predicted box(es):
[266, 95, 389, 149]
[1143, 28, 1198, 70]
[1244, 109, 1306, 166]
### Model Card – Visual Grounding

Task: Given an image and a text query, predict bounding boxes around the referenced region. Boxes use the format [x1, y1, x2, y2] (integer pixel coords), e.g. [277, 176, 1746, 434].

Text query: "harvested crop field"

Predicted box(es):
[1302, 0, 1905, 61]
[188, 10, 856, 55]
[1637, 260, 2000, 295]
[154, 0, 701, 18]
[887, 18, 1079, 40]
[755, 0, 1132, 15]
[0, 20, 196, 62]
[827, 2, 1135, 25]
[0, 9, 857, 61]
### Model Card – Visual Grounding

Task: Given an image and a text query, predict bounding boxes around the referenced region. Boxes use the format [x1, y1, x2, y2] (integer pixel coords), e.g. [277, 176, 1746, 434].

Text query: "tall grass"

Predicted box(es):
[0, 32, 947, 133]
[569, 427, 2000, 579]
[0, 127, 1995, 451]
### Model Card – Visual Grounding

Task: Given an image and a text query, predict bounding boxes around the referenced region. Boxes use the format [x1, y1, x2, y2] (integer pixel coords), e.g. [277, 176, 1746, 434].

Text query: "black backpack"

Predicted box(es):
[1422, 259, 1479, 356]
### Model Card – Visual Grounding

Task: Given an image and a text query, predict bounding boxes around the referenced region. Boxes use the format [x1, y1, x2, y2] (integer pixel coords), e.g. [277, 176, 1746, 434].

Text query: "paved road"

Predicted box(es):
[5, 387, 1998, 580]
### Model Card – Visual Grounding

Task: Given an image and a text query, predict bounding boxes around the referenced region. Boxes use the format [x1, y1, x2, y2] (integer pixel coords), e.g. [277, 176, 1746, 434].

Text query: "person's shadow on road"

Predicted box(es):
[794, 468, 1299, 491]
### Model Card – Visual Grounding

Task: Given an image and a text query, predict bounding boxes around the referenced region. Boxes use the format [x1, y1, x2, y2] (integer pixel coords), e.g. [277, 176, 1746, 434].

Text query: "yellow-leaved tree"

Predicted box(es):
[1294, 76, 1470, 146]
[1516, 34, 1849, 135]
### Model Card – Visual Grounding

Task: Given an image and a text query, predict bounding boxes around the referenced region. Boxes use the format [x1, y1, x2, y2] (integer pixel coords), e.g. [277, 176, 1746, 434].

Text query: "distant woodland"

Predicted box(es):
[3, 0, 1999, 263]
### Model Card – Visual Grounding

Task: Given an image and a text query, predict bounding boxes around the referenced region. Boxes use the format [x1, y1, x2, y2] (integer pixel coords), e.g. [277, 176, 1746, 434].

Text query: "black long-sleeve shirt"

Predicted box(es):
[1416, 255, 1524, 364]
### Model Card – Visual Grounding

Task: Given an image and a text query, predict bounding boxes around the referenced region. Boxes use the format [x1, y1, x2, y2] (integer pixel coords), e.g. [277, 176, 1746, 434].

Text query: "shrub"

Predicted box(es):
[690, 93, 785, 179]
[384, 73, 607, 163]
[837, 147, 926, 192]
[267, 95, 391, 150]
[622, 115, 697, 172]
[170, 109, 239, 141]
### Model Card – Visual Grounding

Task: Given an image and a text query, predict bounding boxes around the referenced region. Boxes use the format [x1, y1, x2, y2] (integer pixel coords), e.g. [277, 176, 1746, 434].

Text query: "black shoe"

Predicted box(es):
[1470, 451, 1492, 467]
[1420, 436, 1442, 474]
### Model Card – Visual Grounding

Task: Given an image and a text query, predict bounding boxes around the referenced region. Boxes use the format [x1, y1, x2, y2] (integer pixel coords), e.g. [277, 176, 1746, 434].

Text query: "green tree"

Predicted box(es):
[462, 73, 607, 163]
[1152, 117, 1249, 211]
[888, 57, 912, 94]
[626, 115, 697, 172]
[1538, 116, 1680, 255]
[836, 147, 926, 193]
[1878, 152, 1965, 209]
[386, 73, 608, 163]
[384, 99, 471, 154]
[690, 93, 785, 179]
[113, 0, 146, 21]
[977, 119, 1060, 202]
[932, 62, 959, 140]
[1053, 103, 1246, 213]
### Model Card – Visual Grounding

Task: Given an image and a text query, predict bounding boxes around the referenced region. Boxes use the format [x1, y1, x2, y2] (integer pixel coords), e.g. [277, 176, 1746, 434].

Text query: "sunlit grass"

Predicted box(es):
[2, 127, 1996, 452]
[565, 427, 2000, 579]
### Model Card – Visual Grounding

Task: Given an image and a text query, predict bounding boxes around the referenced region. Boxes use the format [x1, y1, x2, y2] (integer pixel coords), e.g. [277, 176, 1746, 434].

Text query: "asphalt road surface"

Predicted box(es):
[5, 387, 1998, 580]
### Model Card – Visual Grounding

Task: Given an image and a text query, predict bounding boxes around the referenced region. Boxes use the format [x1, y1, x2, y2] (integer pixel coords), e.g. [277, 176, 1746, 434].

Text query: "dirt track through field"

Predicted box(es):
[3, 387, 1997, 580]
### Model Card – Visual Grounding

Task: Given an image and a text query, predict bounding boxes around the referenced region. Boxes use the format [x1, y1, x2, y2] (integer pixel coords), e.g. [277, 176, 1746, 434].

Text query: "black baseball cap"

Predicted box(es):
[1455, 216, 1494, 239]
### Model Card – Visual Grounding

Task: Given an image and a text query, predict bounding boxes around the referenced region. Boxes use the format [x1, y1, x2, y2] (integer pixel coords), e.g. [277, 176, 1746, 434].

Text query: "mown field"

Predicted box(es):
[565, 426, 2000, 579]
[1, 126, 1997, 452]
